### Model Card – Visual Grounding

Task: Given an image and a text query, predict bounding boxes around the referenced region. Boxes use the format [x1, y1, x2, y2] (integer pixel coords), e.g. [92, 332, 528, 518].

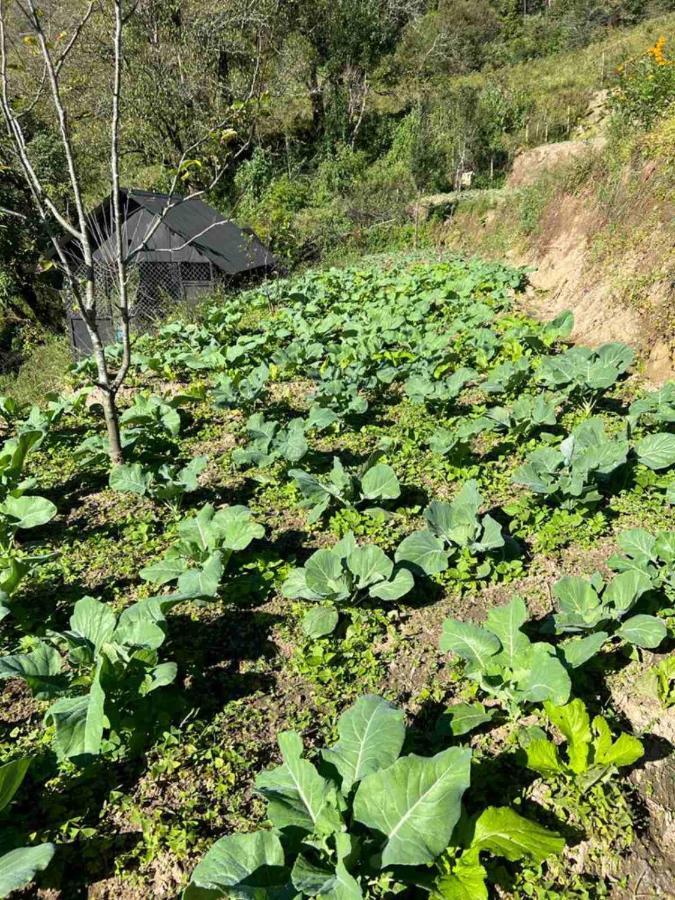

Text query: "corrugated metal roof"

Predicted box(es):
[124, 189, 274, 275]
[63, 189, 275, 276]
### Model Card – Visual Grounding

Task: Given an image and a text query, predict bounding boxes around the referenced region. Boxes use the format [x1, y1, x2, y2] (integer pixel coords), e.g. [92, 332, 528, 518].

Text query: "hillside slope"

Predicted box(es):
[439, 110, 675, 382]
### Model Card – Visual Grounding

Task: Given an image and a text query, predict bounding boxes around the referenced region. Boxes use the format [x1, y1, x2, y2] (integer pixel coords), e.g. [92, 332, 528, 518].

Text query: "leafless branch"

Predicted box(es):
[54, 1, 95, 75]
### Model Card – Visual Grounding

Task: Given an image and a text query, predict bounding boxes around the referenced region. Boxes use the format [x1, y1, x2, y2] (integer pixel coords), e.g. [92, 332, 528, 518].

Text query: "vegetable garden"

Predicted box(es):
[0, 257, 673, 898]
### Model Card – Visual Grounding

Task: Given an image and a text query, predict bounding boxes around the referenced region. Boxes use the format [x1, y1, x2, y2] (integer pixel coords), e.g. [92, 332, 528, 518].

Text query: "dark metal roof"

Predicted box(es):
[64, 189, 275, 276]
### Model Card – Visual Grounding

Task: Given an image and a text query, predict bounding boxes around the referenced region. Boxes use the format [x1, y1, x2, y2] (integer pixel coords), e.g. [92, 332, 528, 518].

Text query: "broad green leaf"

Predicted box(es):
[431, 850, 487, 900]
[109, 462, 152, 495]
[0, 643, 63, 698]
[143, 662, 177, 694]
[184, 831, 285, 900]
[442, 702, 495, 737]
[544, 699, 591, 774]
[369, 566, 414, 601]
[256, 731, 338, 834]
[471, 806, 565, 862]
[0, 756, 31, 813]
[360, 463, 400, 501]
[353, 746, 471, 866]
[524, 738, 565, 777]
[518, 646, 571, 706]
[559, 632, 608, 669]
[69, 596, 116, 651]
[0, 495, 56, 530]
[395, 530, 448, 575]
[291, 835, 362, 899]
[114, 598, 171, 650]
[636, 433, 675, 470]
[440, 619, 501, 667]
[347, 545, 393, 589]
[592, 717, 643, 768]
[553, 576, 602, 630]
[616, 614, 666, 648]
[305, 549, 351, 600]
[139, 556, 188, 586]
[617, 529, 657, 561]
[177, 553, 224, 598]
[281, 568, 320, 602]
[322, 695, 406, 793]
[654, 531, 675, 562]
[604, 570, 652, 615]
[213, 506, 265, 551]
[425, 481, 482, 547]
[302, 606, 339, 638]
[44, 665, 106, 760]
[476, 514, 505, 552]
[485, 597, 529, 667]
[0, 844, 55, 898]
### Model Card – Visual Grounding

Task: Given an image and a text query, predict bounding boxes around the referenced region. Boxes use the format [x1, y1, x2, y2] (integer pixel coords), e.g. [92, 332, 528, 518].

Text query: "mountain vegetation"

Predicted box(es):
[0, 2, 673, 898]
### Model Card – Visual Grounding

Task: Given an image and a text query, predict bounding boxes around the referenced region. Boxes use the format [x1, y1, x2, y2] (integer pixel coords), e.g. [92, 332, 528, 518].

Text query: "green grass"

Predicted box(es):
[0, 334, 72, 405]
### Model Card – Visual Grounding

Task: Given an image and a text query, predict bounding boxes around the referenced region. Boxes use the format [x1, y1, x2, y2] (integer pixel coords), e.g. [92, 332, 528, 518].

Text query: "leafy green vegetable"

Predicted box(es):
[552, 570, 666, 649]
[0, 757, 55, 896]
[537, 343, 634, 396]
[289, 452, 400, 523]
[282, 532, 414, 634]
[521, 698, 643, 792]
[109, 455, 207, 505]
[441, 596, 571, 715]
[396, 480, 504, 576]
[185, 694, 561, 898]
[140, 503, 265, 599]
[0, 596, 176, 760]
[513, 417, 629, 508]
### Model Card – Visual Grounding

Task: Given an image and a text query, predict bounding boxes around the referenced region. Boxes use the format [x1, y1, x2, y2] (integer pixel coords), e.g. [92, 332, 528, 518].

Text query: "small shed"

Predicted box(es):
[62, 188, 276, 356]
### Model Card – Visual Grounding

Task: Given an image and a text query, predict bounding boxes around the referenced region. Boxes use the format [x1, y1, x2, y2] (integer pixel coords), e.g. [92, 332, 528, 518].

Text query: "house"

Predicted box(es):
[61, 188, 276, 356]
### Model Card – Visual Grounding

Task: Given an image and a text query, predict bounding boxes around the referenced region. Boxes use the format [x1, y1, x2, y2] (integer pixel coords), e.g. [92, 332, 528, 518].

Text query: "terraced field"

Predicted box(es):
[1, 257, 673, 898]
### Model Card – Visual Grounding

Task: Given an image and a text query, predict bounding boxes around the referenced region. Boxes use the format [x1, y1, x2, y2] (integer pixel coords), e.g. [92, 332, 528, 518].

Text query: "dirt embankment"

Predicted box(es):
[511, 144, 674, 382]
[442, 127, 675, 383]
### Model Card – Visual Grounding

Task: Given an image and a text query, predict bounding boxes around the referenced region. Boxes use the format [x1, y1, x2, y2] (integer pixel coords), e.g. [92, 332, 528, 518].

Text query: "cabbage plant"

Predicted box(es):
[0, 756, 55, 896]
[232, 407, 337, 469]
[289, 453, 400, 523]
[0, 596, 177, 761]
[481, 357, 531, 395]
[512, 417, 629, 508]
[310, 374, 368, 416]
[140, 503, 264, 599]
[628, 382, 675, 427]
[521, 698, 643, 793]
[608, 528, 675, 593]
[552, 570, 667, 649]
[441, 596, 572, 717]
[404, 366, 476, 405]
[478, 393, 558, 438]
[0, 395, 30, 427]
[184, 695, 563, 899]
[0, 432, 57, 620]
[108, 456, 207, 506]
[396, 480, 505, 576]
[211, 362, 269, 408]
[537, 343, 634, 396]
[282, 532, 414, 636]
[119, 392, 184, 438]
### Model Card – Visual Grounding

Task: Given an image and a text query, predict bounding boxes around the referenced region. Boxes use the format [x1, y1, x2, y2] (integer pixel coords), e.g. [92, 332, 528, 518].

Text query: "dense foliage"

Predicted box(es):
[0, 256, 672, 896]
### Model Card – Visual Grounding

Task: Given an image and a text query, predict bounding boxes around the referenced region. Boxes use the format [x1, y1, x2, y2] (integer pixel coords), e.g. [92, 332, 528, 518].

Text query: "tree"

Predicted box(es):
[0, 0, 234, 463]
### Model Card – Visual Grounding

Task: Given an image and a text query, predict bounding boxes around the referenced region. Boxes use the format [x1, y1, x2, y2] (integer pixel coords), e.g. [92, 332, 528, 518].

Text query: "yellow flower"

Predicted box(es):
[647, 35, 669, 66]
